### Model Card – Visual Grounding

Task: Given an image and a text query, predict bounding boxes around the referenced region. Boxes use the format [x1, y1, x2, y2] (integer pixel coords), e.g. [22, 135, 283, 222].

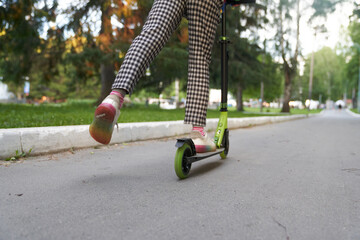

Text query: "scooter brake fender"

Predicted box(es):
[175, 138, 196, 153]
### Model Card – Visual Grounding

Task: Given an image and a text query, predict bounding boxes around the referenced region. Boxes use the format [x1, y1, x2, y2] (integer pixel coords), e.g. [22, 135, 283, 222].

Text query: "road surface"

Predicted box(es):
[1, 110, 360, 240]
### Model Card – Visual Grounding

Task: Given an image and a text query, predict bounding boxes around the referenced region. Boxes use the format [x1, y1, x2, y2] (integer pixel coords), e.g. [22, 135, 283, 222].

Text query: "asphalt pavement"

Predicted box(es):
[1, 109, 359, 240]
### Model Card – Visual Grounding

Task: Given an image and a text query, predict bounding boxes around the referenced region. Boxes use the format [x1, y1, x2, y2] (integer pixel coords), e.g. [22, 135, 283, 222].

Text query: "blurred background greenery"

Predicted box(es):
[0, 0, 359, 127]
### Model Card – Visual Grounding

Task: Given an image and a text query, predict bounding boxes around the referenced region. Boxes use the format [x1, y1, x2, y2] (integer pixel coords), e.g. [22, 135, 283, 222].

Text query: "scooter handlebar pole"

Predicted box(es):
[220, 4, 228, 111]
[220, 0, 255, 111]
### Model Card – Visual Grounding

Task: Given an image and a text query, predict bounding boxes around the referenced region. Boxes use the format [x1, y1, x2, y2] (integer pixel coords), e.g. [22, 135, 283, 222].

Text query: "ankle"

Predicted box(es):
[192, 126, 205, 137]
[110, 90, 124, 98]
[110, 89, 125, 108]
[111, 89, 127, 97]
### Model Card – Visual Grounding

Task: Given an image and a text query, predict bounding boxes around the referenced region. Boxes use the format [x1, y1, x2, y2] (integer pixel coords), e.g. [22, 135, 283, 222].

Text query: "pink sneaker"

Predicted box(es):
[191, 130, 216, 153]
[89, 95, 121, 144]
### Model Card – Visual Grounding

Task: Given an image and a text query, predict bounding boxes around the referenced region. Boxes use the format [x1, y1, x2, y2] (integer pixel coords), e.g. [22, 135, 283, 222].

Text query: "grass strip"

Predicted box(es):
[0, 101, 318, 129]
[350, 108, 359, 114]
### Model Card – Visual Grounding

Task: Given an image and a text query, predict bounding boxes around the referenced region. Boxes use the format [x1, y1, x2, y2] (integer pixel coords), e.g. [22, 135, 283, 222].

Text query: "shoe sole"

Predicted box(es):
[89, 103, 116, 145]
[195, 145, 216, 153]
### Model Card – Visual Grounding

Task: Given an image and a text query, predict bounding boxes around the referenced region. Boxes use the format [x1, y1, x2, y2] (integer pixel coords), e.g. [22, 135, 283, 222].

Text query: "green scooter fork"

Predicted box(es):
[214, 111, 228, 148]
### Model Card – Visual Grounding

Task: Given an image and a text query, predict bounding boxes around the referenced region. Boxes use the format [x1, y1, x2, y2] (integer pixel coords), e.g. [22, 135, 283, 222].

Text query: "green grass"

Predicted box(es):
[0, 100, 318, 129]
[243, 107, 282, 113]
[351, 108, 359, 114]
[290, 108, 323, 114]
[0, 100, 95, 128]
[243, 107, 322, 115]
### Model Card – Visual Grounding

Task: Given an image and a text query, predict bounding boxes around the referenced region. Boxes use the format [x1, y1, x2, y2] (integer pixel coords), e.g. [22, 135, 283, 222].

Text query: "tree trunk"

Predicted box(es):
[281, 68, 292, 113]
[260, 81, 264, 112]
[98, 64, 115, 104]
[353, 88, 357, 109]
[97, 0, 114, 104]
[237, 84, 244, 111]
[279, 0, 299, 113]
[175, 78, 180, 108]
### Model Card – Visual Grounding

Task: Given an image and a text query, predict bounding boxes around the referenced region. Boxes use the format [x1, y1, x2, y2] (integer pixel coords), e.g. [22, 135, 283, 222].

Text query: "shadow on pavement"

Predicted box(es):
[186, 159, 227, 179]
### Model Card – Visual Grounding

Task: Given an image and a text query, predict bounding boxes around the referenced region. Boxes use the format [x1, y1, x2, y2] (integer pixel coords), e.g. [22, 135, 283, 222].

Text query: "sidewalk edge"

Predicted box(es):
[346, 109, 360, 118]
[0, 114, 308, 159]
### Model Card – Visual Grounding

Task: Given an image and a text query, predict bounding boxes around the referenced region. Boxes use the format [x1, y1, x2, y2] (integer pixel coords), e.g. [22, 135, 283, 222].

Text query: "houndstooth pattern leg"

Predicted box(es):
[112, 0, 223, 126]
[112, 0, 186, 94]
[184, 0, 222, 126]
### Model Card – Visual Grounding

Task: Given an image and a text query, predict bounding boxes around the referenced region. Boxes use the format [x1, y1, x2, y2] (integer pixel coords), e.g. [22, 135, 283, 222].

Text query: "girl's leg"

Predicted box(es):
[185, 0, 222, 153]
[90, 0, 186, 145]
[184, 0, 223, 127]
[112, 0, 187, 94]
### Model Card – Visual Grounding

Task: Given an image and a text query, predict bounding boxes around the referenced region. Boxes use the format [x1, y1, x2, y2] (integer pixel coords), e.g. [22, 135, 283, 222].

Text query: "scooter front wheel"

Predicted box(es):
[174, 143, 193, 179]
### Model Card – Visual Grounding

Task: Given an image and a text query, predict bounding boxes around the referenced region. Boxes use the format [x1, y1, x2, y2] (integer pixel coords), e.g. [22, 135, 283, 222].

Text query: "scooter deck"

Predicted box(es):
[186, 148, 225, 164]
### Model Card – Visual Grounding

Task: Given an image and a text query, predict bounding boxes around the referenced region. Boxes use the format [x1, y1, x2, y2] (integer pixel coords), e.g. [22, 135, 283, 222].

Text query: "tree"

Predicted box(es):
[210, 3, 267, 111]
[270, 0, 300, 112]
[346, 2, 360, 108]
[268, 0, 343, 112]
[310, 0, 340, 19]
[259, 53, 283, 102]
[302, 47, 346, 102]
[0, 0, 59, 96]
[65, 0, 190, 103]
[65, 0, 151, 103]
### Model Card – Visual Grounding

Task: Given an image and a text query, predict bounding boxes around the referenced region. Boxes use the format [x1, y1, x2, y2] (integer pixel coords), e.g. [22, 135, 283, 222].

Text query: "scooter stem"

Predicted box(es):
[220, 4, 229, 112]
[214, 4, 229, 147]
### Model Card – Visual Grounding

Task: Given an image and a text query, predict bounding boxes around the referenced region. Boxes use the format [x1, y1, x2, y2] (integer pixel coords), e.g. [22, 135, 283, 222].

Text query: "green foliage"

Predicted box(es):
[63, 0, 190, 101]
[210, 4, 272, 106]
[354, 2, 360, 18]
[137, 44, 188, 95]
[345, 48, 359, 94]
[345, 4, 360, 105]
[301, 47, 346, 101]
[1, 0, 354, 107]
[0, 0, 60, 86]
[310, 0, 338, 20]
[268, 0, 343, 111]
[349, 15, 360, 45]
[271, 0, 300, 64]
[265, 0, 302, 112]
[258, 53, 283, 101]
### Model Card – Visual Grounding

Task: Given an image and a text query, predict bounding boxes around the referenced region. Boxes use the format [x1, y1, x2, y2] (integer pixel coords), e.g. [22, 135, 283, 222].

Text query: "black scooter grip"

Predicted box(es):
[226, 0, 256, 5]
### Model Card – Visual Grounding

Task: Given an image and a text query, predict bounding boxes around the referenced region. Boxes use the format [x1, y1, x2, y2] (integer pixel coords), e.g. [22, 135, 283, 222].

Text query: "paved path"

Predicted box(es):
[1, 110, 360, 240]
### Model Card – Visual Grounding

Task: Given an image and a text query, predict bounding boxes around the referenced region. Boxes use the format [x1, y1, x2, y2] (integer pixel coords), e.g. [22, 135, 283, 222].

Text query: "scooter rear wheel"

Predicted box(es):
[220, 129, 229, 159]
[174, 143, 193, 179]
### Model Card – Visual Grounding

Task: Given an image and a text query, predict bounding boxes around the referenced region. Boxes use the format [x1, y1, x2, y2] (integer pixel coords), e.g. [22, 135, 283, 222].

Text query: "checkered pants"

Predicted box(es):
[112, 0, 223, 126]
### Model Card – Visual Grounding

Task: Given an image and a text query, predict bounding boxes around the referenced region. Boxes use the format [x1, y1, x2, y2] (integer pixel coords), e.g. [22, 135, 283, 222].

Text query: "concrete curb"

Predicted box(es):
[345, 109, 360, 118]
[0, 114, 309, 159]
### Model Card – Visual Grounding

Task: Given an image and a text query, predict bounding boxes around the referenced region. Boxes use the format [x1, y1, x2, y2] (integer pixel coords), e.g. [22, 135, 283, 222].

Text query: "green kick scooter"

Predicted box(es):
[174, 0, 255, 179]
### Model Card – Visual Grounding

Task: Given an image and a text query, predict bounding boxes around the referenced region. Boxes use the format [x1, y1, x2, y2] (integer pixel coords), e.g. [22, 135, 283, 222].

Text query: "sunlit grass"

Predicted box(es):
[243, 107, 322, 115]
[290, 108, 323, 114]
[0, 101, 315, 129]
[351, 108, 359, 114]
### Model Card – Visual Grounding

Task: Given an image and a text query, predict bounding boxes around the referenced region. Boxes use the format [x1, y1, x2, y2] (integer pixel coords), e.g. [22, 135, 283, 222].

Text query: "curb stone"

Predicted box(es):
[0, 114, 309, 160]
[345, 109, 360, 118]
